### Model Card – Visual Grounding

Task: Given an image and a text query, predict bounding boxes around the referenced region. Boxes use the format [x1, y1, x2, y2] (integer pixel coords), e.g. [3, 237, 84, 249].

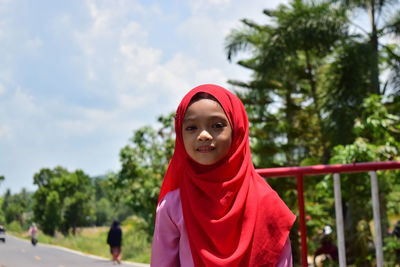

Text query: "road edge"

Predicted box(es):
[7, 234, 150, 267]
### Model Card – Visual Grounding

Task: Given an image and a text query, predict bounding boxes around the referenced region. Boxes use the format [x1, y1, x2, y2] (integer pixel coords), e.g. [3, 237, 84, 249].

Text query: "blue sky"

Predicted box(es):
[0, 0, 289, 193]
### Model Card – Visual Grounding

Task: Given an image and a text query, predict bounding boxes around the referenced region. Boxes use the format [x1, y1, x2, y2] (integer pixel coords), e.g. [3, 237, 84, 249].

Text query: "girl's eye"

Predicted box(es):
[184, 125, 197, 131]
[213, 122, 225, 128]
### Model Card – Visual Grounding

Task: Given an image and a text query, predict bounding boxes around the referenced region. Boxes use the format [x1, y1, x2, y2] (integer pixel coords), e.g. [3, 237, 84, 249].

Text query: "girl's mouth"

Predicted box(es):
[197, 146, 215, 152]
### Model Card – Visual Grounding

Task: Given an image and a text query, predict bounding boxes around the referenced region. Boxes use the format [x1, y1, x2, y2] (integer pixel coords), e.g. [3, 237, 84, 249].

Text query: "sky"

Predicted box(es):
[0, 0, 289, 194]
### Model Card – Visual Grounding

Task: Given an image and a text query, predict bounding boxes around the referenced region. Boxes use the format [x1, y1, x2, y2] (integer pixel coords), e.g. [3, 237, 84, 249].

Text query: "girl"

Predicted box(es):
[151, 84, 296, 266]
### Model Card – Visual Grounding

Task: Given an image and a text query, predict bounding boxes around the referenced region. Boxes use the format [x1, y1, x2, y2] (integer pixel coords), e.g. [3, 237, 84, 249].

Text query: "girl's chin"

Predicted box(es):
[195, 160, 216, 165]
[193, 156, 221, 166]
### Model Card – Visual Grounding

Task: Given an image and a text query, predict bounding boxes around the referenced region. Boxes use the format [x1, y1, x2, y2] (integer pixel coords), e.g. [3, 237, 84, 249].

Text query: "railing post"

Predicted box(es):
[369, 171, 384, 267]
[333, 173, 347, 267]
[296, 174, 308, 267]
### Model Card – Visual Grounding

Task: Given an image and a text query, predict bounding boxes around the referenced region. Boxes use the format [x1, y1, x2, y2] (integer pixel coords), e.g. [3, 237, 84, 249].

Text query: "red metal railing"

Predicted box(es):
[256, 161, 400, 267]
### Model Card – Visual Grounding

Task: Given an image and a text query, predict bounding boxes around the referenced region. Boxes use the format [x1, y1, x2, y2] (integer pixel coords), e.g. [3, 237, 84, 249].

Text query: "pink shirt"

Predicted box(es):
[151, 189, 293, 267]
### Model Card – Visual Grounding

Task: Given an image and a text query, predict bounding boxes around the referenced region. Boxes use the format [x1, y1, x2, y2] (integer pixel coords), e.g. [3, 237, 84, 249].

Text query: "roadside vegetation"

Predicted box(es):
[6, 216, 151, 264]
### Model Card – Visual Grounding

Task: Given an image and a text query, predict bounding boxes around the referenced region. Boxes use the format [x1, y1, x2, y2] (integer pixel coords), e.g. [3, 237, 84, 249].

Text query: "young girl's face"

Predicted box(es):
[182, 98, 232, 165]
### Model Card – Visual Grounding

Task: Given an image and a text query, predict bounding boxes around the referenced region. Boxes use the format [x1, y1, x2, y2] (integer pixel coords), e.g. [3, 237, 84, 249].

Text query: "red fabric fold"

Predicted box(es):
[158, 84, 296, 267]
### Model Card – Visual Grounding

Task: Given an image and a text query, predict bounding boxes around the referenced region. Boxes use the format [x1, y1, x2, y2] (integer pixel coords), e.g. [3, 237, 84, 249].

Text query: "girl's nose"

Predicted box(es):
[198, 130, 212, 141]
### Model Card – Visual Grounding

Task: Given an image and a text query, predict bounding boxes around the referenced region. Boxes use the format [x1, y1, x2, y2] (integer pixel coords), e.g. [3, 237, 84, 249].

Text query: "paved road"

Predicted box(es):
[0, 235, 150, 267]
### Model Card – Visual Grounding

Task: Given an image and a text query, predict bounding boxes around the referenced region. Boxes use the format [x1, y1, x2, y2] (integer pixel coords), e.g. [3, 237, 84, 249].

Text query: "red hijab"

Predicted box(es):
[158, 84, 295, 266]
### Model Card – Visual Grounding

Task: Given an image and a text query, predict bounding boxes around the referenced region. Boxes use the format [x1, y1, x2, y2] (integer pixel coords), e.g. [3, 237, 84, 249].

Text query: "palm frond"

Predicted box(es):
[383, 9, 400, 34]
[225, 26, 263, 61]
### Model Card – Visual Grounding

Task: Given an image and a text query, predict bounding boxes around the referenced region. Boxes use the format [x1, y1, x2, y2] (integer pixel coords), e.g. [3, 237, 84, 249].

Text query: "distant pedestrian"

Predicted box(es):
[392, 220, 400, 264]
[28, 223, 38, 246]
[107, 220, 122, 264]
[314, 225, 338, 266]
[393, 220, 400, 238]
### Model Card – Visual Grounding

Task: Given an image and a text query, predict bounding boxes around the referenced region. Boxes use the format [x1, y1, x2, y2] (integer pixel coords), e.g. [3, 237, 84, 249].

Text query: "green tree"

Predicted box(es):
[112, 113, 175, 235]
[94, 197, 113, 226]
[92, 174, 134, 226]
[1, 188, 32, 227]
[225, 3, 350, 262]
[226, 0, 348, 165]
[328, 95, 399, 264]
[33, 167, 66, 235]
[42, 191, 61, 236]
[92, 175, 116, 226]
[33, 167, 95, 236]
[225, 0, 399, 164]
[322, 0, 400, 150]
[331, 0, 400, 95]
[59, 170, 94, 235]
[225, 0, 399, 264]
[0, 197, 4, 224]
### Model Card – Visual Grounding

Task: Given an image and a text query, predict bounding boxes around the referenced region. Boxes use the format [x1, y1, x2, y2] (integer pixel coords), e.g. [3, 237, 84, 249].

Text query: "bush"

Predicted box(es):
[383, 236, 400, 266]
[7, 221, 23, 232]
[121, 216, 151, 263]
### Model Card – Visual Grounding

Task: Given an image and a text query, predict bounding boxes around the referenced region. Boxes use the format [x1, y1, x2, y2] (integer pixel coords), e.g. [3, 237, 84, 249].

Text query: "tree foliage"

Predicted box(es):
[110, 113, 175, 235]
[226, 0, 349, 165]
[328, 95, 400, 264]
[1, 188, 32, 227]
[32, 166, 94, 236]
[225, 0, 399, 264]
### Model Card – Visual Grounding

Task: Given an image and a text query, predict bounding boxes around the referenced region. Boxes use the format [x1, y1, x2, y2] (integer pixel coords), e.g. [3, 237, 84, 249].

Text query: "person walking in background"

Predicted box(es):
[151, 84, 296, 266]
[392, 220, 400, 264]
[107, 220, 122, 265]
[28, 223, 38, 246]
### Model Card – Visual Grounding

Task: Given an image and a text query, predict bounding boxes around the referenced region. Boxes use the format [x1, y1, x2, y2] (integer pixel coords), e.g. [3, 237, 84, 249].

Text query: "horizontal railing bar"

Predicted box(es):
[256, 161, 400, 178]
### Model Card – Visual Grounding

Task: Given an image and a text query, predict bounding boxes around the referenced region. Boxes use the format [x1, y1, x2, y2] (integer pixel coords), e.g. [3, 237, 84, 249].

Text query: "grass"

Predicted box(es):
[11, 225, 151, 264]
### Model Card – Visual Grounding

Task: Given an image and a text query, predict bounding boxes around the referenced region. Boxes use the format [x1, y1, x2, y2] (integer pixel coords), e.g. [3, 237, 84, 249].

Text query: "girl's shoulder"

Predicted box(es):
[156, 189, 184, 228]
[157, 189, 181, 210]
[156, 189, 182, 215]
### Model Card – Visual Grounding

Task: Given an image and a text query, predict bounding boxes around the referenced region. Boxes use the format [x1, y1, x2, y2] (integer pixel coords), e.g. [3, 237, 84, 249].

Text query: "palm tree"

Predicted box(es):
[330, 0, 400, 95]
[226, 2, 348, 264]
[226, 0, 348, 165]
[225, 0, 400, 264]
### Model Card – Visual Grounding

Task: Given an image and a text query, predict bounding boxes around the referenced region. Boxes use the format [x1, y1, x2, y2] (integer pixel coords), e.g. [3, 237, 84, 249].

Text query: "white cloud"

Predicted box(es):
[121, 21, 148, 44]
[70, 0, 217, 114]
[72, 0, 162, 94]
[11, 87, 40, 114]
[0, 84, 139, 153]
[0, 87, 43, 146]
[58, 116, 108, 137]
[68, 0, 269, 116]
[117, 92, 151, 110]
[1, 0, 291, 194]
[119, 43, 162, 75]
[195, 68, 226, 85]
[187, 0, 231, 11]
[176, 15, 234, 62]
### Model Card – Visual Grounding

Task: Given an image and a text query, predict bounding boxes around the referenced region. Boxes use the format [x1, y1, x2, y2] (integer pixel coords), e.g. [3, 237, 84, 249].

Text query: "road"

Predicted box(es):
[0, 235, 150, 267]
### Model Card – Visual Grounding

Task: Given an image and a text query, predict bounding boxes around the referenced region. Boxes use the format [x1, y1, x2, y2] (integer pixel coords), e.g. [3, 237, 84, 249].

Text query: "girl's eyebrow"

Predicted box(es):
[183, 115, 228, 123]
[207, 114, 229, 121]
[182, 117, 195, 123]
